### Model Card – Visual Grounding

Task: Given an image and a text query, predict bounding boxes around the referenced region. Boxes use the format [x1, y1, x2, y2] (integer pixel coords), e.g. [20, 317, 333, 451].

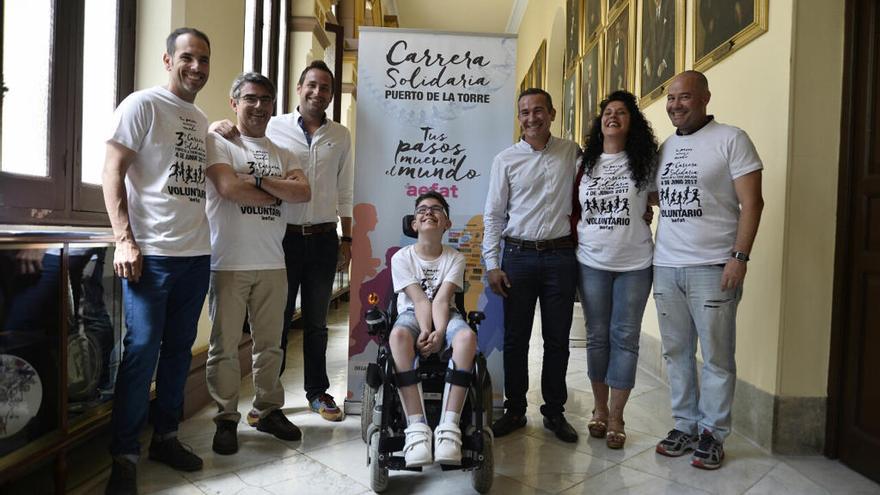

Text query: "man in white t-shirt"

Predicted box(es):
[102, 28, 213, 495]
[389, 191, 478, 467]
[204, 73, 311, 456]
[210, 61, 353, 422]
[652, 71, 764, 470]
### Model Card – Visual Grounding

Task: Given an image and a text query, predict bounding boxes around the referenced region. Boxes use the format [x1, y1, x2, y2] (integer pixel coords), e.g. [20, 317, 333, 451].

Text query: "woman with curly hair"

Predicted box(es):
[573, 90, 658, 449]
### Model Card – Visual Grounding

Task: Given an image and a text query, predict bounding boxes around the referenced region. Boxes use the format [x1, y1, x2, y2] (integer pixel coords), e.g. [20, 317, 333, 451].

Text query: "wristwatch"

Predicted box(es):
[254, 176, 263, 190]
[340, 236, 353, 243]
[731, 251, 750, 262]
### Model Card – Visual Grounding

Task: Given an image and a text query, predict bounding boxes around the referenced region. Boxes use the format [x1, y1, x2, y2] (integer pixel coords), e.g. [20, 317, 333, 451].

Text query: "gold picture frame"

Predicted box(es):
[580, 35, 603, 145]
[639, 0, 685, 105]
[693, 0, 769, 72]
[583, 0, 604, 46]
[562, 65, 580, 143]
[607, 0, 627, 19]
[604, 2, 634, 94]
[565, 0, 583, 72]
[517, 40, 548, 140]
[519, 40, 547, 94]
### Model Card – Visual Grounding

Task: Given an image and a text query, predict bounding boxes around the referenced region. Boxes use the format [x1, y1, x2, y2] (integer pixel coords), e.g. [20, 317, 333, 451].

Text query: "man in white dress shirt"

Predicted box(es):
[482, 88, 580, 443]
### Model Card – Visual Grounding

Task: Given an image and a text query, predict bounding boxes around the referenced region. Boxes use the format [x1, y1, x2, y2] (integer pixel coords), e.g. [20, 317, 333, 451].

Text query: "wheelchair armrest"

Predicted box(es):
[365, 306, 390, 337]
[467, 311, 485, 325]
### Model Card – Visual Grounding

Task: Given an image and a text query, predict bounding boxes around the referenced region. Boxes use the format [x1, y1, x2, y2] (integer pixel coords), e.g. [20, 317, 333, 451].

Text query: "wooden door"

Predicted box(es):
[828, 0, 880, 483]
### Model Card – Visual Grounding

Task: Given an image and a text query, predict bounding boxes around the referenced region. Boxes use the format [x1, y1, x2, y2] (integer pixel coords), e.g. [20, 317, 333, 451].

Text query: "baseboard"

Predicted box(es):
[637, 332, 825, 454]
[773, 395, 826, 454]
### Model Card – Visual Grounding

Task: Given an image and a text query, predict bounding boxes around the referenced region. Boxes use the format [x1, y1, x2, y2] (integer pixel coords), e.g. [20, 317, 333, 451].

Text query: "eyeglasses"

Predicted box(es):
[415, 205, 446, 216]
[238, 95, 274, 106]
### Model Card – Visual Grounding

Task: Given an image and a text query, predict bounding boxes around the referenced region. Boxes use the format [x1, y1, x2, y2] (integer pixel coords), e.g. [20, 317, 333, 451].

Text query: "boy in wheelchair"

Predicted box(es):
[388, 191, 478, 467]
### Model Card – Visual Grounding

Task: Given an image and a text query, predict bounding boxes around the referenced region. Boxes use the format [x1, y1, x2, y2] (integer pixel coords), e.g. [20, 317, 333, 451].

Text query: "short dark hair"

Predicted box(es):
[518, 87, 554, 112]
[415, 191, 450, 217]
[298, 60, 335, 88]
[230, 72, 276, 100]
[166, 27, 211, 56]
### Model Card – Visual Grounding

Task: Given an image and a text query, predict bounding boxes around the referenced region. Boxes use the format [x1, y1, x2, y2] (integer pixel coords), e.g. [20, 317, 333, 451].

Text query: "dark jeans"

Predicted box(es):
[501, 244, 577, 417]
[281, 230, 338, 400]
[110, 255, 210, 457]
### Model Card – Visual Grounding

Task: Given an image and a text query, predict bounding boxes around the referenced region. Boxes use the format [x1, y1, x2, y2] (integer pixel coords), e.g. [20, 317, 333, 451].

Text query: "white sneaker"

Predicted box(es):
[434, 422, 462, 465]
[403, 423, 433, 467]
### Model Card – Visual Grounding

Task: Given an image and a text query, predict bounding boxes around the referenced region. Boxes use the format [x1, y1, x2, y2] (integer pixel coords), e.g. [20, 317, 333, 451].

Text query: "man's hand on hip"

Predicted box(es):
[488, 268, 511, 298]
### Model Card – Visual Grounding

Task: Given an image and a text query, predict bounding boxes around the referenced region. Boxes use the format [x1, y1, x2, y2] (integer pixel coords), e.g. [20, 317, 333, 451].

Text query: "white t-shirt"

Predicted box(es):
[654, 119, 763, 266]
[205, 133, 301, 270]
[576, 152, 654, 271]
[107, 86, 211, 257]
[391, 245, 465, 315]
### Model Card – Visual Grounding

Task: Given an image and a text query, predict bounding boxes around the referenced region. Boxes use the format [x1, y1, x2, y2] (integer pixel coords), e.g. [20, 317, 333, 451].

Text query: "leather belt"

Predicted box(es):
[504, 236, 574, 251]
[286, 222, 337, 235]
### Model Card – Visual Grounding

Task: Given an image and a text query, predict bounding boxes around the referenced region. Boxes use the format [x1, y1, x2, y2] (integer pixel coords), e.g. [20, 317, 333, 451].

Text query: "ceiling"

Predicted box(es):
[389, 0, 521, 34]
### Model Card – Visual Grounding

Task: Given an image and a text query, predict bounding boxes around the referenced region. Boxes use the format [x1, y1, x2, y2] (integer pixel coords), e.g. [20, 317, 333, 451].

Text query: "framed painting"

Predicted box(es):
[562, 66, 579, 143]
[584, 0, 603, 44]
[565, 0, 582, 71]
[533, 40, 547, 90]
[639, 0, 685, 104]
[694, 0, 769, 72]
[604, 3, 633, 93]
[580, 37, 602, 145]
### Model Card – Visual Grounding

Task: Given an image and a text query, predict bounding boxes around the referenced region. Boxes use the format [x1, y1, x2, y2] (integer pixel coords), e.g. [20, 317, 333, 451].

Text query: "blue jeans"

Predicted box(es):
[653, 265, 742, 442]
[577, 264, 652, 390]
[280, 230, 338, 399]
[110, 255, 209, 456]
[501, 244, 577, 417]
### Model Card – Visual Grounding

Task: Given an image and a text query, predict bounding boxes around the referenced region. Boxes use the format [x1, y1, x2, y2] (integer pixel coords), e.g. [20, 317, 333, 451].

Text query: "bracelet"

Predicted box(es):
[254, 176, 263, 190]
[340, 236, 353, 243]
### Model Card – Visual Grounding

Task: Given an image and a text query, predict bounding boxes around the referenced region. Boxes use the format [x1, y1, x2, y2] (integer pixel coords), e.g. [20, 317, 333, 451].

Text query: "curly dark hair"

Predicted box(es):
[582, 90, 658, 191]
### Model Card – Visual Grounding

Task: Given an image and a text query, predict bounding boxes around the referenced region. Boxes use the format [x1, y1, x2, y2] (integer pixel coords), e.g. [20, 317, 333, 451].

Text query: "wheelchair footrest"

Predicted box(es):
[384, 456, 422, 471]
[439, 458, 478, 471]
[378, 436, 405, 453]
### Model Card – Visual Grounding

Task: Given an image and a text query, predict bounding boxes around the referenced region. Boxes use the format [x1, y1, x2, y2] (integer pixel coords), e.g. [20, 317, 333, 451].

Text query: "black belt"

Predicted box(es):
[504, 236, 574, 251]
[286, 222, 337, 235]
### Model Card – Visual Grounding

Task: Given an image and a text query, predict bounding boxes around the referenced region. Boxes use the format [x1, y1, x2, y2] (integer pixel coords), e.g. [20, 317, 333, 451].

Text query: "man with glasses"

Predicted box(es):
[204, 72, 311, 455]
[482, 88, 580, 443]
[211, 60, 353, 422]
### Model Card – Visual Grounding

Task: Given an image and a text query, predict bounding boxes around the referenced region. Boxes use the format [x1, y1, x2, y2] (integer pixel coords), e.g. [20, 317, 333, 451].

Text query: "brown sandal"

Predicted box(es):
[588, 410, 608, 438]
[606, 418, 626, 449]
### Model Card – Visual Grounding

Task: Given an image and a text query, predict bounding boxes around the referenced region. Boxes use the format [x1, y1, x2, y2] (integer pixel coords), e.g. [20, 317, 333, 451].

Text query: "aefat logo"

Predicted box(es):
[404, 182, 460, 198]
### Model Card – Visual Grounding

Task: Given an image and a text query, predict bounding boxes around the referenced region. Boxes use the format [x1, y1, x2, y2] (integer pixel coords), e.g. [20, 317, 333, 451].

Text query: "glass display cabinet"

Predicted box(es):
[0, 230, 123, 493]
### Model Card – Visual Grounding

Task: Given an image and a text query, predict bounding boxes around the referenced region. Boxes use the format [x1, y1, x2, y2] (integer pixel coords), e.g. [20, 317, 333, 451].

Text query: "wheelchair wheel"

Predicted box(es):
[361, 382, 375, 443]
[471, 431, 494, 493]
[369, 430, 389, 492]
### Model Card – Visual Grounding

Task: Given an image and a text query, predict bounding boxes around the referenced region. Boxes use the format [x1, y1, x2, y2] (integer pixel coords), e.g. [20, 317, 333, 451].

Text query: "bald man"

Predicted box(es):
[650, 71, 764, 470]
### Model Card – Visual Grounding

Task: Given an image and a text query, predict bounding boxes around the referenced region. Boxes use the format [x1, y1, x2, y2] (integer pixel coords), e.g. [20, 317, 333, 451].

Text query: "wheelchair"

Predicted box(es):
[359, 215, 494, 493]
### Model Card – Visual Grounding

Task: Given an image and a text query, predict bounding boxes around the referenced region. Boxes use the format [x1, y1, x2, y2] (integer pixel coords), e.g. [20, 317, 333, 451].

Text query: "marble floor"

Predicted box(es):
[82, 304, 879, 495]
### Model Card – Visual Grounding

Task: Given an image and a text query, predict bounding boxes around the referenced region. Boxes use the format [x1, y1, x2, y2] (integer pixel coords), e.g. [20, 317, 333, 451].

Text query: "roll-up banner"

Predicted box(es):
[345, 27, 517, 413]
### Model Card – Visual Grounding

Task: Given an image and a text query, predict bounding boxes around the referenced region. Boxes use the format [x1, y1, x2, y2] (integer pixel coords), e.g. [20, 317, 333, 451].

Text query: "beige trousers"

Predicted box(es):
[206, 269, 287, 422]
